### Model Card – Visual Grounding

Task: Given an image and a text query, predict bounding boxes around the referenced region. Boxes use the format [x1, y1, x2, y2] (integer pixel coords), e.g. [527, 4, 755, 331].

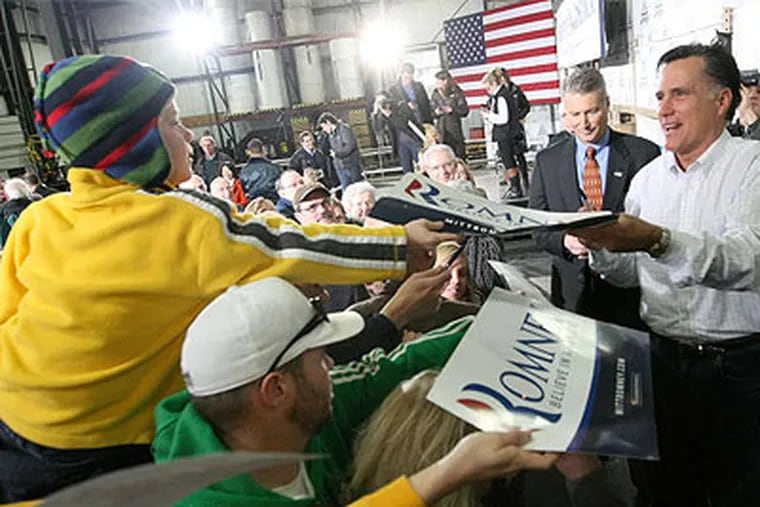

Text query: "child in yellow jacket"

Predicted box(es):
[0, 54, 453, 503]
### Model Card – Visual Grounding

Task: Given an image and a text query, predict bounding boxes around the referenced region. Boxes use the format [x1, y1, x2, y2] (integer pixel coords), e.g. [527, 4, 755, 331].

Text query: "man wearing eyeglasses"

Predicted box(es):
[154, 277, 520, 506]
[420, 144, 456, 184]
[293, 182, 340, 225]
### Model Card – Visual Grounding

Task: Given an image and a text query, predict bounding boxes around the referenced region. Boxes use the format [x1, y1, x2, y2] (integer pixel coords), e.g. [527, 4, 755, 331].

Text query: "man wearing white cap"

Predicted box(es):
[153, 277, 552, 506]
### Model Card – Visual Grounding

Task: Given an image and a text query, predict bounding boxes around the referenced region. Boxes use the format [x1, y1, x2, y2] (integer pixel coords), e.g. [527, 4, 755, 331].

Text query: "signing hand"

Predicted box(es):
[571, 214, 662, 252]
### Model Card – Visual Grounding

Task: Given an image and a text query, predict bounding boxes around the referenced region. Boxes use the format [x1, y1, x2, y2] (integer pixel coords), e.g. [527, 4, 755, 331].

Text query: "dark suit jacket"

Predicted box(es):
[529, 129, 660, 329]
[390, 80, 433, 124]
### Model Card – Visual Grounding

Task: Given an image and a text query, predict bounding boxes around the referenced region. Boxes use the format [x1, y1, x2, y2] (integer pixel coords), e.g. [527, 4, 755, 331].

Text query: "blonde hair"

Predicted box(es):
[481, 67, 506, 86]
[434, 241, 464, 267]
[349, 370, 479, 507]
[423, 124, 441, 149]
[434, 241, 479, 303]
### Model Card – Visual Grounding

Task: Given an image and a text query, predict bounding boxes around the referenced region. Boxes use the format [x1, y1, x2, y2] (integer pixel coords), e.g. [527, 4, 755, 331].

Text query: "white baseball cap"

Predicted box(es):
[182, 277, 365, 396]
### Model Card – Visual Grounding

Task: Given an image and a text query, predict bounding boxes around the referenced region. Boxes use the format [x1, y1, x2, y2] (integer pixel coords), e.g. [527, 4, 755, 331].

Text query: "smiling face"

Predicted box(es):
[656, 56, 731, 169]
[442, 255, 469, 301]
[564, 90, 609, 145]
[158, 99, 194, 185]
[423, 148, 456, 184]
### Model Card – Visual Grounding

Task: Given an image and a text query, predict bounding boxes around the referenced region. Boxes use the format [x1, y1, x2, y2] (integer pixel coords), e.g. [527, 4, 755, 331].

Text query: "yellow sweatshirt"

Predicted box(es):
[0, 169, 406, 449]
[348, 477, 425, 507]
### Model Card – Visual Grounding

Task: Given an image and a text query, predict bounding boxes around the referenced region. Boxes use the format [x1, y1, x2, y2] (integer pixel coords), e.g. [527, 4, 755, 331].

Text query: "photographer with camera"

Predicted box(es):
[732, 70, 760, 140]
[372, 91, 426, 174]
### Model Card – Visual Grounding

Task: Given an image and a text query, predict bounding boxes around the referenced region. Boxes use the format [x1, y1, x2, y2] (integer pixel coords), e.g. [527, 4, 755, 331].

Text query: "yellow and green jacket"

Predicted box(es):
[0, 169, 406, 450]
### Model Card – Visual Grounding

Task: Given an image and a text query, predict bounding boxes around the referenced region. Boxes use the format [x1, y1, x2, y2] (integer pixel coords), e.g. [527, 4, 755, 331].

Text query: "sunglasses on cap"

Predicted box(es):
[265, 297, 329, 375]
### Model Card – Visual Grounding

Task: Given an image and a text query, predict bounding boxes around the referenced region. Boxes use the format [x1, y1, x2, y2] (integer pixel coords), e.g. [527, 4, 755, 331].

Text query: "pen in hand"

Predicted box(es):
[578, 189, 595, 211]
[446, 242, 467, 269]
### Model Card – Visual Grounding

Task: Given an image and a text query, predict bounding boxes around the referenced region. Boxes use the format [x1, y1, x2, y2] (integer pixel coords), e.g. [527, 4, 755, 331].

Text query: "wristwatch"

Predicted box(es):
[648, 227, 671, 258]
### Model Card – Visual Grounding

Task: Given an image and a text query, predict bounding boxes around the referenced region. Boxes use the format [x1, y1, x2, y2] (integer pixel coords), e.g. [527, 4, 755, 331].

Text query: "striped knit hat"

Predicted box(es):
[34, 55, 176, 188]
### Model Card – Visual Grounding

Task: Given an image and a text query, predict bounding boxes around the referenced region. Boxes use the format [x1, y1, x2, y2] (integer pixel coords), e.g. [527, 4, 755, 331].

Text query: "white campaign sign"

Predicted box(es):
[371, 174, 614, 235]
[487, 260, 550, 304]
[428, 289, 598, 452]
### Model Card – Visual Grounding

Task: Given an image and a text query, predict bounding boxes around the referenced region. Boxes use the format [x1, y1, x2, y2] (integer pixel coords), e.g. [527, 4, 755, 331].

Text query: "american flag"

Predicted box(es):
[444, 0, 561, 108]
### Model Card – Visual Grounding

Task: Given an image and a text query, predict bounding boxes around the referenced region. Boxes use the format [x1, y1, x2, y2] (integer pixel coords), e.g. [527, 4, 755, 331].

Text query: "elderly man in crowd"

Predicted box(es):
[571, 43, 760, 507]
[419, 144, 457, 184]
[153, 277, 556, 507]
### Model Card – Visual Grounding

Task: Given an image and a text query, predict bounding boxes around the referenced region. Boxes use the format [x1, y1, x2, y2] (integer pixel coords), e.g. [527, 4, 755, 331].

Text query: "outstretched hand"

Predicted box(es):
[380, 265, 450, 330]
[404, 219, 459, 273]
[408, 431, 558, 505]
[443, 431, 559, 482]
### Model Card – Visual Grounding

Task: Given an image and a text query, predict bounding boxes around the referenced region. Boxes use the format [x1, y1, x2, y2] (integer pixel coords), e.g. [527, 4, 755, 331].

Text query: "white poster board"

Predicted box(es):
[428, 289, 659, 459]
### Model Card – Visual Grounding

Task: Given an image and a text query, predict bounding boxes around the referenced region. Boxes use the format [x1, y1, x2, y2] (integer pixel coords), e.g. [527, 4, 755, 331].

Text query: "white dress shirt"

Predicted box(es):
[590, 131, 760, 341]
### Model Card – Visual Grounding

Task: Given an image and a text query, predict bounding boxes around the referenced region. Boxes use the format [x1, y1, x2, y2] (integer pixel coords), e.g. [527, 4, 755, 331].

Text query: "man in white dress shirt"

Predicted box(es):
[571, 43, 760, 507]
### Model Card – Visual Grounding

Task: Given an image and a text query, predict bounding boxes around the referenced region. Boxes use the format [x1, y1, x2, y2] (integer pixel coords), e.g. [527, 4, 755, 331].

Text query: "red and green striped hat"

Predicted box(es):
[34, 55, 176, 188]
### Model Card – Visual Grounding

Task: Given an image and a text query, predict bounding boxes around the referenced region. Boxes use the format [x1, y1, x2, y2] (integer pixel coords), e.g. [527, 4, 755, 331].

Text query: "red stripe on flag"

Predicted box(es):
[486, 45, 557, 64]
[519, 80, 560, 91]
[466, 96, 561, 109]
[46, 58, 132, 128]
[530, 97, 561, 105]
[462, 80, 559, 97]
[485, 0, 550, 16]
[483, 10, 553, 33]
[485, 28, 555, 48]
[453, 63, 558, 83]
[509, 63, 558, 76]
[94, 116, 158, 169]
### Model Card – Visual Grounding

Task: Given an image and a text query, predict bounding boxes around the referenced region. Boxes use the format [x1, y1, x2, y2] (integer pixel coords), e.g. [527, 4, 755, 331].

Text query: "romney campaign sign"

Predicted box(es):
[428, 289, 659, 459]
[369, 174, 617, 236]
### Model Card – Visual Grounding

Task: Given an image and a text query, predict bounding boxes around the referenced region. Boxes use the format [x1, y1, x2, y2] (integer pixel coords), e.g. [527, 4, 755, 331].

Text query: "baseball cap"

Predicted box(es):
[182, 278, 365, 396]
[293, 182, 330, 206]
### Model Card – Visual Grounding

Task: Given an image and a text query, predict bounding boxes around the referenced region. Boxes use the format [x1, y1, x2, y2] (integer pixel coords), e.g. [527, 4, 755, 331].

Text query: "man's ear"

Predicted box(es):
[257, 372, 295, 408]
[717, 87, 733, 117]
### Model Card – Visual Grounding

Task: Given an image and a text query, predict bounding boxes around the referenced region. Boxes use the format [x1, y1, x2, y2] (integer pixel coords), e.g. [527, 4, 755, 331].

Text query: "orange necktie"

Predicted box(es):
[583, 146, 603, 210]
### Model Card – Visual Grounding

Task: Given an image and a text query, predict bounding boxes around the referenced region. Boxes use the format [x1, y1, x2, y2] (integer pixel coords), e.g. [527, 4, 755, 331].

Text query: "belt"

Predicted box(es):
[651, 332, 760, 357]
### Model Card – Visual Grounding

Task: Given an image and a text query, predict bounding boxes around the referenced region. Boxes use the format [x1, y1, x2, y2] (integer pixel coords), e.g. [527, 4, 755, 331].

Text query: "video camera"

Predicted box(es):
[740, 69, 759, 87]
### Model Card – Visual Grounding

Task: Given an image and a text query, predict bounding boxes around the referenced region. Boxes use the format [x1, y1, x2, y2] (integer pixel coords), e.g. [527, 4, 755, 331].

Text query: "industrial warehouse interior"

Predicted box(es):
[1, 0, 760, 506]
